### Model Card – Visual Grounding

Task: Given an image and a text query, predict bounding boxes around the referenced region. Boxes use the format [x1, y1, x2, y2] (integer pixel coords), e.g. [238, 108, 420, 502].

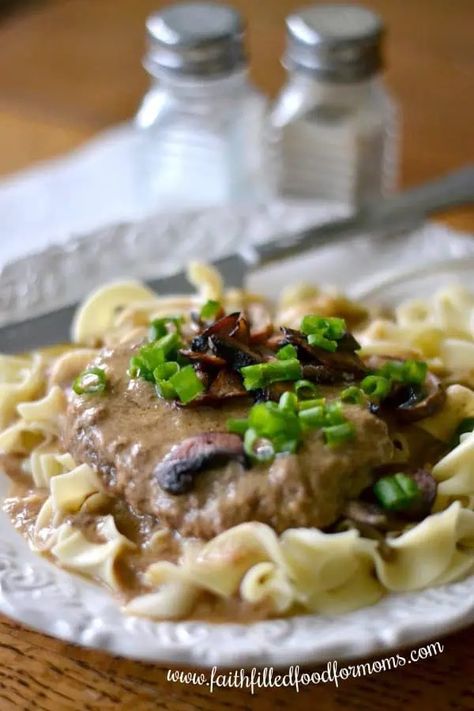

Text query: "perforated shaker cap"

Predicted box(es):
[285, 4, 384, 82]
[145, 2, 247, 77]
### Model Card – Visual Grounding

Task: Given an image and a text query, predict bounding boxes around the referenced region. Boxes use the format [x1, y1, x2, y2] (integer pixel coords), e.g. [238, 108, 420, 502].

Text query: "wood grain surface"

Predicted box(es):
[0, 1, 473, 709]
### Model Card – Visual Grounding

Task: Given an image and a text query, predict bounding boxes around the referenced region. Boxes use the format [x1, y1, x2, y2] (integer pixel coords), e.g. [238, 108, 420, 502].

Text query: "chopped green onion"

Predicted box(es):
[294, 379, 318, 399]
[401, 360, 428, 385]
[340, 386, 366, 405]
[361, 374, 391, 400]
[148, 316, 183, 342]
[373, 473, 420, 511]
[248, 402, 301, 441]
[298, 397, 326, 411]
[301, 315, 346, 340]
[244, 428, 275, 463]
[379, 359, 427, 385]
[130, 333, 182, 381]
[239, 364, 264, 390]
[227, 417, 249, 435]
[155, 332, 181, 359]
[153, 362, 181, 400]
[72, 367, 107, 395]
[299, 399, 345, 429]
[169, 365, 204, 404]
[307, 332, 337, 352]
[278, 391, 299, 413]
[240, 358, 302, 391]
[271, 436, 299, 454]
[450, 417, 474, 449]
[128, 355, 144, 379]
[155, 380, 177, 399]
[200, 300, 221, 321]
[153, 362, 180, 381]
[324, 400, 345, 425]
[323, 422, 355, 447]
[276, 343, 298, 360]
[299, 405, 326, 428]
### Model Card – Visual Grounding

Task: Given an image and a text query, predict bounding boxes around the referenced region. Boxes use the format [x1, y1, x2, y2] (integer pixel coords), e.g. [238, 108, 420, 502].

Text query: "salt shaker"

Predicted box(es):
[271, 4, 399, 206]
[135, 2, 270, 212]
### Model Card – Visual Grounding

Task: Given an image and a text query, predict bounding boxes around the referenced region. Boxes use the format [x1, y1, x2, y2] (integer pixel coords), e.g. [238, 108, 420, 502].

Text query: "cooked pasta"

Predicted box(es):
[0, 266, 473, 621]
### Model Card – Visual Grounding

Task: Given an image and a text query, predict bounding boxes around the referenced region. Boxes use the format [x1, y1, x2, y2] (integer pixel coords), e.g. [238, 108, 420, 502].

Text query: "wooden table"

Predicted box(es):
[0, 1, 473, 708]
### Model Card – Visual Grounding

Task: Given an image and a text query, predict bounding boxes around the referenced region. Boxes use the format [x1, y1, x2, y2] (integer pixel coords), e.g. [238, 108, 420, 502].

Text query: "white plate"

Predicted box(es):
[0, 203, 473, 667]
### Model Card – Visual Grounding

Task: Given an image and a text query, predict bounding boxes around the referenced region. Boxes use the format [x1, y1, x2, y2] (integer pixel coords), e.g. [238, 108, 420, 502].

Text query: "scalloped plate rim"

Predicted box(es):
[0, 207, 473, 667]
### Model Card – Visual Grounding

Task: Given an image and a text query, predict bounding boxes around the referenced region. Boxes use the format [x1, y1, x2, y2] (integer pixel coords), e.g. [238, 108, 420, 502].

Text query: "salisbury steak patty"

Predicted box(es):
[63, 345, 394, 539]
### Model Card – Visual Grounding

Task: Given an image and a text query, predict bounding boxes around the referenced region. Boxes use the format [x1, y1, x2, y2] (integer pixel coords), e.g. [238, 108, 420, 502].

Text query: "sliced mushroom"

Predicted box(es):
[337, 331, 362, 353]
[229, 313, 251, 343]
[209, 334, 263, 369]
[207, 369, 247, 399]
[281, 327, 366, 379]
[302, 364, 350, 385]
[260, 381, 295, 402]
[386, 373, 446, 423]
[154, 433, 246, 494]
[343, 500, 392, 530]
[179, 349, 226, 369]
[202, 312, 243, 339]
[191, 312, 242, 352]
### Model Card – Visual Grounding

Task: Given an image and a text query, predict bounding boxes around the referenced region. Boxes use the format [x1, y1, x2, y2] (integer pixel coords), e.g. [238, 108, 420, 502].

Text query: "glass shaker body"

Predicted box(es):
[271, 70, 398, 206]
[135, 69, 270, 212]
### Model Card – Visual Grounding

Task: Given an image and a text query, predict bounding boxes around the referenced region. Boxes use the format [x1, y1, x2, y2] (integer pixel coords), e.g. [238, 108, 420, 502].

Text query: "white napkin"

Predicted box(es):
[0, 124, 150, 268]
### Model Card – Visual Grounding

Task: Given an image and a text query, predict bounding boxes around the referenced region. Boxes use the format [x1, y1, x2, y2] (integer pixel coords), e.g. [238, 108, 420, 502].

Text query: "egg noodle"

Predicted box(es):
[0, 264, 473, 620]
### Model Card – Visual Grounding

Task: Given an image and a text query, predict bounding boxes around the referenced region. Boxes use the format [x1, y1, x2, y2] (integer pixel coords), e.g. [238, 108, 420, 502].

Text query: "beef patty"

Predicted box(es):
[62, 345, 394, 539]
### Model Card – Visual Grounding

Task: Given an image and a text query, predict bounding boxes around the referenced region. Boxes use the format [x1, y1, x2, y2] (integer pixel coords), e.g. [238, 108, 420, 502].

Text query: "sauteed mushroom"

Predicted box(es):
[385, 373, 446, 423]
[209, 334, 263, 369]
[281, 327, 366, 379]
[155, 433, 246, 495]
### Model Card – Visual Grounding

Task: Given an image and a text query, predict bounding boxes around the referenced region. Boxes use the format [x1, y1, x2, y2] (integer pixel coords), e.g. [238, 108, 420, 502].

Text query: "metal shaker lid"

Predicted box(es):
[145, 2, 247, 78]
[285, 4, 384, 82]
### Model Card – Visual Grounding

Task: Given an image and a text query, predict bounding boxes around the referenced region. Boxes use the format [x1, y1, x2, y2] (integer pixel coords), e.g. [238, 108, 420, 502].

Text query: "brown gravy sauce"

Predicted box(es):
[0, 415, 448, 623]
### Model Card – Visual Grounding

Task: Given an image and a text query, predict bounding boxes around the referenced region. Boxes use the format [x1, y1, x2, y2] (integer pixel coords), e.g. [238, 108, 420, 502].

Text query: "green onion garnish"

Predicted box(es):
[153, 362, 180, 399]
[153, 362, 180, 380]
[148, 316, 183, 342]
[294, 379, 318, 399]
[300, 315, 348, 352]
[379, 359, 427, 385]
[129, 333, 182, 381]
[298, 397, 326, 411]
[227, 417, 249, 435]
[324, 400, 345, 425]
[299, 405, 326, 428]
[72, 367, 107, 395]
[227, 391, 355, 458]
[155, 380, 177, 399]
[168, 365, 204, 404]
[278, 391, 299, 413]
[373, 473, 420, 511]
[340, 386, 366, 405]
[240, 358, 302, 391]
[200, 300, 221, 321]
[323, 422, 355, 447]
[301, 315, 346, 340]
[299, 400, 345, 428]
[361, 374, 391, 401]
[244, 428, 275, 463]
[307, 332, 338, 352]
[276, 343, 298, 360]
